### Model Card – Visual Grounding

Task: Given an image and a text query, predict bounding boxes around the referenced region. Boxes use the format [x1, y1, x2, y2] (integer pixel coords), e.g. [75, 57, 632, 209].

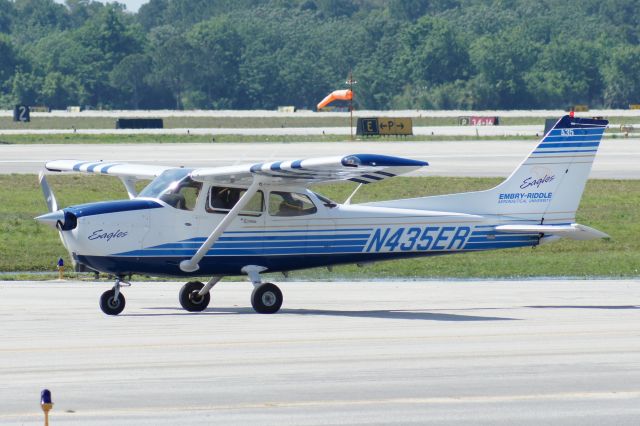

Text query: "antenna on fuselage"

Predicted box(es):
[344, 183, 362, 205]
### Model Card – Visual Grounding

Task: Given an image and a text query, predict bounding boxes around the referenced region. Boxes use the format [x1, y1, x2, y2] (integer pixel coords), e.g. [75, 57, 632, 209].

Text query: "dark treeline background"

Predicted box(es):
[1, 0, 639, 110]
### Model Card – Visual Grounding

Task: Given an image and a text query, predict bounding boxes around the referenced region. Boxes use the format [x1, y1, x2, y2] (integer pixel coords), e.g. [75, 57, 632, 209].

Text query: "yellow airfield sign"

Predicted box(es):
[378, 118, 412, 135]
[357, 117, 413, 136]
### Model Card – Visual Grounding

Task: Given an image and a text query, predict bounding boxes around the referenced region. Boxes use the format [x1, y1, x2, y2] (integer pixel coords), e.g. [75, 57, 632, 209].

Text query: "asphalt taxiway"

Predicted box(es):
[1, 279, 639, 425]
[2, 139, 639, 178]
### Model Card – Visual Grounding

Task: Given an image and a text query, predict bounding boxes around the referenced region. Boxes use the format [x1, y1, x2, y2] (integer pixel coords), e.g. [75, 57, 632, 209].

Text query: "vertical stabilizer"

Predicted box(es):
[488, 115, 608, 222]
[367, 115, 608, 224]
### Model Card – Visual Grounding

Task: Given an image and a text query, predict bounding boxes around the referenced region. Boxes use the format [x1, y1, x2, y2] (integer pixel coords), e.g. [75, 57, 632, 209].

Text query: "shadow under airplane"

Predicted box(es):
[527, 305, 639, 310]
[127, 306, 518, 321]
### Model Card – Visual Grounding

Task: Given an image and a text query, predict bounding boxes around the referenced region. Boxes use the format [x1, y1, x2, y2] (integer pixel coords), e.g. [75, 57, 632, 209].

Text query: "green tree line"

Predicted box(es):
[1, 0, 639, 110]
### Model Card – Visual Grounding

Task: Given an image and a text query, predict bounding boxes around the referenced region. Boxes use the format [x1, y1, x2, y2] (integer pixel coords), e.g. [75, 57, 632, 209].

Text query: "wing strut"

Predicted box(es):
[119, 177, 138, 199]
[179, 178, 262, 273]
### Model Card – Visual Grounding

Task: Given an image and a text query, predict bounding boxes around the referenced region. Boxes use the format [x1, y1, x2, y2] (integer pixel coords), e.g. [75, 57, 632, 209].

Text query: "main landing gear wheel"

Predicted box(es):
[251, 283, 283, 314]
[99, 289, 126, 316]
[179, 281, 211, 312]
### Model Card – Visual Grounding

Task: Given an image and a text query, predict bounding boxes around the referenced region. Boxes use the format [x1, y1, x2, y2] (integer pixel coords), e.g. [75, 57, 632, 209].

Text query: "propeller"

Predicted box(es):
[39, 171, 58, 212]
[35, 172, 81, 269]
[35, 172, 65, 230]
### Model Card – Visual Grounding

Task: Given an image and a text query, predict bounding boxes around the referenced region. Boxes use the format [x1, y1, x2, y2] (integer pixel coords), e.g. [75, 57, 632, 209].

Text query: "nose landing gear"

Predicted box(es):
[99, 277, 129, 315]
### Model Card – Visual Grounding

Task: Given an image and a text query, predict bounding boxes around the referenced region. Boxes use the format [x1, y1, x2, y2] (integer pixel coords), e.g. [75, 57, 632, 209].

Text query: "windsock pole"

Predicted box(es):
[346, 70, 357, 140]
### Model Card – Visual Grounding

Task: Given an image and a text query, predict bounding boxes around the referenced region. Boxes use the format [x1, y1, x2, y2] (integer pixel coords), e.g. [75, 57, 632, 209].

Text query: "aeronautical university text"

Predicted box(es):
[498, 192, 553, 204]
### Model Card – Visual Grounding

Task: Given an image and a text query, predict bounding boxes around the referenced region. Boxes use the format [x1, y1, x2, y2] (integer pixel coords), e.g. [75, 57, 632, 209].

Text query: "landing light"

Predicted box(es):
[343, 156, 361, 167]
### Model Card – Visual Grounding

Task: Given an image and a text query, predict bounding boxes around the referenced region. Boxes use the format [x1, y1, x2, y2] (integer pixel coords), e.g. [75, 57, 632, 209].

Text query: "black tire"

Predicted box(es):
[179, 281, 211, 312]
[99, 289, 126, 315]
[251, 283, 283, 314]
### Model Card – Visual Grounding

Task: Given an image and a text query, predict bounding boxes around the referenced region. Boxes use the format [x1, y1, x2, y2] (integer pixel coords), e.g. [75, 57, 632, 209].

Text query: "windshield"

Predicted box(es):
[138, 168, 194, 199]
[313, 191, 338, 206]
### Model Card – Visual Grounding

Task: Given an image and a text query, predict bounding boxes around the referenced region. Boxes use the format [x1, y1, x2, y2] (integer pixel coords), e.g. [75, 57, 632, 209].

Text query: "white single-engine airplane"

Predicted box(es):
[36, 115, 609, 315]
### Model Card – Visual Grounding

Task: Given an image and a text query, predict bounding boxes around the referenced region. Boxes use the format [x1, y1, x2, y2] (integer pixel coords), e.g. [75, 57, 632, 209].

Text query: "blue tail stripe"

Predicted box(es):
[542, 135, 603, 142]
[532, 149, 598, 155]
[537, 142, 600, 149]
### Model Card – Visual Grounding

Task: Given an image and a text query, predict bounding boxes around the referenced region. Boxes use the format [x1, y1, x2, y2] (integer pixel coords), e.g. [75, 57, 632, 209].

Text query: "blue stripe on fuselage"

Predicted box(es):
[66, 199, 163, 218]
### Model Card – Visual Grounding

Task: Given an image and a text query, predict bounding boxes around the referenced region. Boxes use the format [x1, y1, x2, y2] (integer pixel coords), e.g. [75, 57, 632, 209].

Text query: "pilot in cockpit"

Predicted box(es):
[210, 187, 239, 210]
[277, 194, 304, 216]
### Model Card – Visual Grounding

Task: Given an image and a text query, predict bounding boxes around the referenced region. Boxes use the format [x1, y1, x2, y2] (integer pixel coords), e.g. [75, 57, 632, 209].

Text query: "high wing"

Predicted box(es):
[45, 154, 427, 185]
[190, 154, 428, 185]
[45, 159, 175, 199]
[44, 154, 427, 199]
[45, 160, 173, 180]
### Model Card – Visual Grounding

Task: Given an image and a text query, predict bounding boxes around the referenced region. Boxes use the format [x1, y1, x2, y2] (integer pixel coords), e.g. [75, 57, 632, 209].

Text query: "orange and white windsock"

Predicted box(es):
[317, 89, 353, 110]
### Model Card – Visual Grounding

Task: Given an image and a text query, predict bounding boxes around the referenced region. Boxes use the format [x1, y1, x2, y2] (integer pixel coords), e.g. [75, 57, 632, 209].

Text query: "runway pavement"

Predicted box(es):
[1, 279, 639, 425]
[2, 139, 639, 178]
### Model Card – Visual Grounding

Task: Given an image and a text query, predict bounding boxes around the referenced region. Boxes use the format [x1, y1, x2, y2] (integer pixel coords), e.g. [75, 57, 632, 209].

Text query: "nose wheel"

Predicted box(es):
[99, 288, 126, 315]
[99, 277, 130, 315]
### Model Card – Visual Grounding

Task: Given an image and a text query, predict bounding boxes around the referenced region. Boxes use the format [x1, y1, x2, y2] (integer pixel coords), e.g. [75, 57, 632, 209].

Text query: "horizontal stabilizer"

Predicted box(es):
[495, 223, 609, 240]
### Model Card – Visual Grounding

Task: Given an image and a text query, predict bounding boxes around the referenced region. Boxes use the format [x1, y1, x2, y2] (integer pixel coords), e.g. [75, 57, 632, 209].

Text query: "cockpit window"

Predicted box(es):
[138, 168, 201, 211]
[269, 191, 317, 216]
[206, 186, 264, 216]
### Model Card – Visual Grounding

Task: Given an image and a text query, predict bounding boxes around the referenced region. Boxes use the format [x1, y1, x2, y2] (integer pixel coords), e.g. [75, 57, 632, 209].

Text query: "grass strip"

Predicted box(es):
[1, 115, 637, 130]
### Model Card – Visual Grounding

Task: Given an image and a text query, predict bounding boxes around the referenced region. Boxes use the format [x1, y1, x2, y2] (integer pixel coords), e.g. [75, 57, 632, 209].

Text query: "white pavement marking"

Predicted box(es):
[0, 280, 639, 425]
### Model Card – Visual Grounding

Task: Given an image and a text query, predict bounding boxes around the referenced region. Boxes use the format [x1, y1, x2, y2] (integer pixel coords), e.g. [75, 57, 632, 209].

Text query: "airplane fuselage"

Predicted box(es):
[60, 188, 539, 276]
